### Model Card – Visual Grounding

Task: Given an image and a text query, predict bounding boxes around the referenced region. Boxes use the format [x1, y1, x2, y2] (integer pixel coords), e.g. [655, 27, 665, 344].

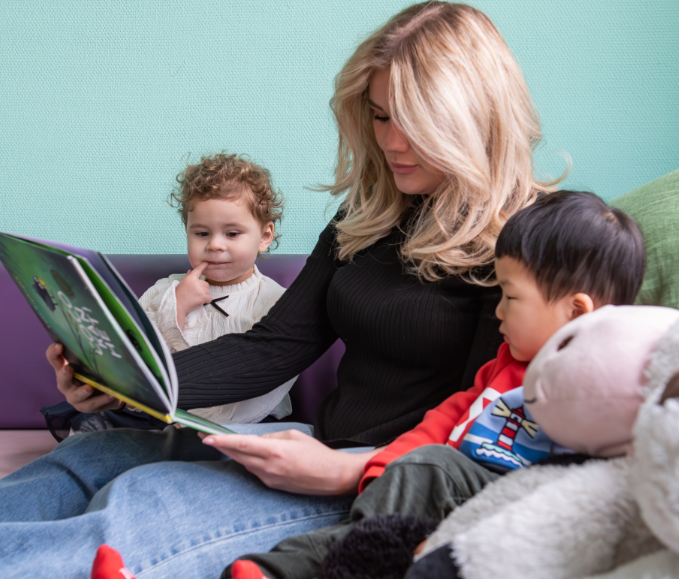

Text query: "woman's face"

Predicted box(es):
[368, 67, 446, 196]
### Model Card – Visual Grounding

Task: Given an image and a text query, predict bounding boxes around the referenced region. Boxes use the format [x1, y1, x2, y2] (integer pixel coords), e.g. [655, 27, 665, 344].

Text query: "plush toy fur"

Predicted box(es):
[415, 307, 679, 579]
[524, 305, 677, 457]
[318, 515, 437, 579]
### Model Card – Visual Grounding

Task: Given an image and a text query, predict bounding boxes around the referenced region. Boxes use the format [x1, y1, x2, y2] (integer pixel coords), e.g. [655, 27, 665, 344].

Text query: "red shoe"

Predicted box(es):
[231, 559, 270, 579]
[91, 545, 136, 579]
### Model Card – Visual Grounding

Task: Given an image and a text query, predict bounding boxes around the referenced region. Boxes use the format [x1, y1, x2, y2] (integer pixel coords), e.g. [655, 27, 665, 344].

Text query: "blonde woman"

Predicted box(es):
[2, 3, 558, 578]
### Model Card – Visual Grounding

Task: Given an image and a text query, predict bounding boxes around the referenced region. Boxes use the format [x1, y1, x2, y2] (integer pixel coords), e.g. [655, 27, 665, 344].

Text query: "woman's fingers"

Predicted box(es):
[201, 430, 373, 495]
[260, 429, 307, 441]
[203, 434, 278, 459]
[45, 343, 66, 371]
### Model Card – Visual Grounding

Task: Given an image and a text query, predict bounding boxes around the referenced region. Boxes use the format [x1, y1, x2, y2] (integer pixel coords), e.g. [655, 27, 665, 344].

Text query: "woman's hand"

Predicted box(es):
[175, 262, 212, 328]
[201, 429, 381, 495]
[46, 343, 124, 412]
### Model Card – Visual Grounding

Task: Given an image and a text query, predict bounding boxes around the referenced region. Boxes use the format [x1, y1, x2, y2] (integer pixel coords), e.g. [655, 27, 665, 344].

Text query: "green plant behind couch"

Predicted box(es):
[610, 169, 679, 310]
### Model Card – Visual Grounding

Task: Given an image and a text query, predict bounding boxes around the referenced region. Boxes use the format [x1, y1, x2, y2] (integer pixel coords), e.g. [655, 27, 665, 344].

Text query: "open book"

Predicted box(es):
[0, 232, 235, 435]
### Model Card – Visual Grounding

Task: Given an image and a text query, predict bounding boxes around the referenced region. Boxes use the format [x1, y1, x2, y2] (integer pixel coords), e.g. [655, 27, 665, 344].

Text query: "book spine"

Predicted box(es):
[73, 372, 172, 423]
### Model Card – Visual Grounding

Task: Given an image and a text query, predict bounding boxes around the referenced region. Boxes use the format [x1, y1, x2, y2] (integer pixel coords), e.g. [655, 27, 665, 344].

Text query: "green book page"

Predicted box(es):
[77, 258, 169, 395]
[12, 236, 171, 397]
[0, 233, 170, 413]
[101, 255, 169, 377]
[172, 409, 237, 435]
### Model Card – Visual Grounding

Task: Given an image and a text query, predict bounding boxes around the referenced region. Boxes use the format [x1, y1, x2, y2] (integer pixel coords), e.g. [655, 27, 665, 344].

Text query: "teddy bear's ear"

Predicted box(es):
[660, 371, 679, 404]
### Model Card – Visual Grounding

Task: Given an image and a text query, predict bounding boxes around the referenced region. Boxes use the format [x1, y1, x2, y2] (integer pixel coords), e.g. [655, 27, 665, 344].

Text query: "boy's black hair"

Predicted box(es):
[495, 190, 645, 305]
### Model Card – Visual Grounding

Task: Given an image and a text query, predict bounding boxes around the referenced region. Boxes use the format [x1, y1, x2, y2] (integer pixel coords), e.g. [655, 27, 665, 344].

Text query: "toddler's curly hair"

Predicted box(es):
[169, 153, 284, 250]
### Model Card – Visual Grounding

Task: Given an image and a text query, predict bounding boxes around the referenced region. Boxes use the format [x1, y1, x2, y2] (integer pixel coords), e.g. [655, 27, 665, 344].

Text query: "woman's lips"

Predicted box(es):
[390, 163, 418, 175]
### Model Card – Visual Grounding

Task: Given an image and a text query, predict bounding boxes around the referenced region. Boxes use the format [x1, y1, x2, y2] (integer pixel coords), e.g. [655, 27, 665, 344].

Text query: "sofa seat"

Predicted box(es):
[0, 430, 57, 478]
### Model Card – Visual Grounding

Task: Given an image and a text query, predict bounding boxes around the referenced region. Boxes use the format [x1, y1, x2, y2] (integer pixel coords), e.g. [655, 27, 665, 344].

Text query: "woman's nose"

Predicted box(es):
[383, 121, 410, 153]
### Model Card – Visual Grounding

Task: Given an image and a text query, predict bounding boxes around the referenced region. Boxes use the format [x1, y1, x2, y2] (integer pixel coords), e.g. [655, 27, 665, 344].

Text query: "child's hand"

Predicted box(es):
[175, 262, 212, 328]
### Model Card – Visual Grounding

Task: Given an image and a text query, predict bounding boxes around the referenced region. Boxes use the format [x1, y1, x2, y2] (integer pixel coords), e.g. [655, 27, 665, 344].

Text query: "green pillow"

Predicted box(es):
[610, 169, 679, 309]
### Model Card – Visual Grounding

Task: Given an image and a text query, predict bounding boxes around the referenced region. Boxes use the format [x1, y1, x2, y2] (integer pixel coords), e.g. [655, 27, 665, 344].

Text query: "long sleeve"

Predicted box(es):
[174, 218, 342, 410]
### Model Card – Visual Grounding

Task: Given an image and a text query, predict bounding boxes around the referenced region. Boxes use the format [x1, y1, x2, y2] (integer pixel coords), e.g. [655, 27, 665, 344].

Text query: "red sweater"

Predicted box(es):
[359, 343, 527, 492]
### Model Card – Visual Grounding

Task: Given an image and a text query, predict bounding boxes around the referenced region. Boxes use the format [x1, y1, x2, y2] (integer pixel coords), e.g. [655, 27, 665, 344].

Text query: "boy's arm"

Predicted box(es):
[359, 355, 500, 492]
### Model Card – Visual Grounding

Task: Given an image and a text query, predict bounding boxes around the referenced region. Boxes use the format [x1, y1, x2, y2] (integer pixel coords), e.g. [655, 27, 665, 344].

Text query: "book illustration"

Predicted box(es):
[458, 387, 554, 472]
[33, 276, 56, 311]
[0, 232, 233, 435]
[16, 235, 171, 394]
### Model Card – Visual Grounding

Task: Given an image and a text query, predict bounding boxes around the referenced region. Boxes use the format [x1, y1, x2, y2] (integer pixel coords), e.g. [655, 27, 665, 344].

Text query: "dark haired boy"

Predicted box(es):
[358, 190, 646, 484]
[93, 190, 647, 579]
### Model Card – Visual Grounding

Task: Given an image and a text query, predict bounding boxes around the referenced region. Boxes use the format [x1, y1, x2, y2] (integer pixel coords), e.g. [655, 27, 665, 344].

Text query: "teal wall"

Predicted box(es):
[1, 0, 677, 254]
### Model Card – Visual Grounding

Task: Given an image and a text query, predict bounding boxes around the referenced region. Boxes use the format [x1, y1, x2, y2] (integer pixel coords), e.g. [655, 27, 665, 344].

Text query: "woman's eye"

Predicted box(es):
[374, 114, 389, 124]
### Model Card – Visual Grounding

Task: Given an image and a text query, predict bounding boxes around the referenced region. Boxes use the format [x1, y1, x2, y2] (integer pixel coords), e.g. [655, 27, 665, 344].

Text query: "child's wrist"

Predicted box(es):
[175, 303, 187, 329]
[336, 448, 381, 494]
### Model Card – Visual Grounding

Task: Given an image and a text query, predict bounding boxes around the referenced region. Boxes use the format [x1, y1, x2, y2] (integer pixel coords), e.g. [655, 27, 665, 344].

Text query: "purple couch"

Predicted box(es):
[0, 254, 344, 430]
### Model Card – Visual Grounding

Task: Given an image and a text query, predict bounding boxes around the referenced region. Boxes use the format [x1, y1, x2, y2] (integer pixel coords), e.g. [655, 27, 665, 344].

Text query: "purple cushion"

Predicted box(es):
[0, 254, 342, 429]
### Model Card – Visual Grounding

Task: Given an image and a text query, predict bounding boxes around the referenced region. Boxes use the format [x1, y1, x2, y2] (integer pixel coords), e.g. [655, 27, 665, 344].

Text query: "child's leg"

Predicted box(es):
[224, 445, 498, 579]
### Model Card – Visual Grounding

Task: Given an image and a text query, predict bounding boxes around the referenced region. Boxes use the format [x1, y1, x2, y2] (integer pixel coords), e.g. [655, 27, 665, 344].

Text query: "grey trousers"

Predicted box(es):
[222, 444, 499, 579]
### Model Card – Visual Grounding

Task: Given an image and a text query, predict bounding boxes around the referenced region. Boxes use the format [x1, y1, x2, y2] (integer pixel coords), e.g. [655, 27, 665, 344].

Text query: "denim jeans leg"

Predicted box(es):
[0, 426, 353, 579]
[0, 422, 313, 521]
[0, 429, 174, 522]
[0, 459, 353, 579]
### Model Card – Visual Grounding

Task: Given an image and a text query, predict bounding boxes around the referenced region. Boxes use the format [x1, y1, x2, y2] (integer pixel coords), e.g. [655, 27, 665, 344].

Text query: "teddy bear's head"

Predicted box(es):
[523, 305, 679, 457]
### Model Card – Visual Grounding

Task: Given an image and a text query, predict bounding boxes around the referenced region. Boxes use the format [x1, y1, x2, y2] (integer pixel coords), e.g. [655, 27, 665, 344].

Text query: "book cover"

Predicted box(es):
[0, 232, 234, 435]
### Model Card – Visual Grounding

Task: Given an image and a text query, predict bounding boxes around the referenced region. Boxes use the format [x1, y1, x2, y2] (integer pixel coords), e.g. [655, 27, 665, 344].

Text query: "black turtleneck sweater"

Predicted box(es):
[174, 215, 502, 448]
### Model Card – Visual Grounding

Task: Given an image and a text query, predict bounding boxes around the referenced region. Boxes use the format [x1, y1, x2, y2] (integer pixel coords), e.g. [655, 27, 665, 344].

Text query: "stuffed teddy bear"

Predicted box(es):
[408, 305, 679, 579]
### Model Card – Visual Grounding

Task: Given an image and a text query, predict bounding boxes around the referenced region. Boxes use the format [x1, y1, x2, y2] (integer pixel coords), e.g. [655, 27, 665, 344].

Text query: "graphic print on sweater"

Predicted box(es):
[455, 387, 557, 472]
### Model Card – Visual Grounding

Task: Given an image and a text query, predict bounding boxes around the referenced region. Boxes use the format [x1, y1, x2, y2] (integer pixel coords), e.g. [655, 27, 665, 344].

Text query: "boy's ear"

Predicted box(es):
[259, 222, 275, 253]
[568, 293, 595, 320]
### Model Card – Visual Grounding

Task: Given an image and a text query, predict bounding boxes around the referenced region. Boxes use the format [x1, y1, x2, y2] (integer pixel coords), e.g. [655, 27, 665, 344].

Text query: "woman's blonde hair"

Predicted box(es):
[326, 1, 561, 282]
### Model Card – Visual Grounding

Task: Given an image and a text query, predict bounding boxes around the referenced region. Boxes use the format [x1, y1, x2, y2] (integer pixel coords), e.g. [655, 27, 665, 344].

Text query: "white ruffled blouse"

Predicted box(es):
[138, 266, 295, 424]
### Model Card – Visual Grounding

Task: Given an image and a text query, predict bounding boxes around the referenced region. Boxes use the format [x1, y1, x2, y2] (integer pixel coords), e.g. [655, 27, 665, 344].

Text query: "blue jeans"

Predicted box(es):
[0, 424, 355, 579]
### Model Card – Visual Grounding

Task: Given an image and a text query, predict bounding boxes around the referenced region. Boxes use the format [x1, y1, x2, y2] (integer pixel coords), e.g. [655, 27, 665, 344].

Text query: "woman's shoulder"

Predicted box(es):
[321, 208, 344, 244]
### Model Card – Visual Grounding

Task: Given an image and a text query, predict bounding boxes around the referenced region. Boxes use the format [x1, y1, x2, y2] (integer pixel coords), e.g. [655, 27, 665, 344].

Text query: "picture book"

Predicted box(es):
[0, 232, 235, 435]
